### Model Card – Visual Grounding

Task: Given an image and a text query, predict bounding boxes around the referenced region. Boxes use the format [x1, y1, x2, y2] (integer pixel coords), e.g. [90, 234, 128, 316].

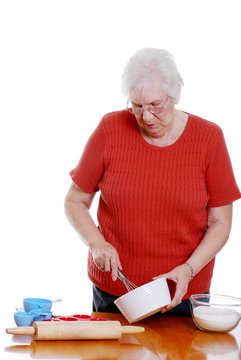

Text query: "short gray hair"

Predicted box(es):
[121, 48, 184, 103]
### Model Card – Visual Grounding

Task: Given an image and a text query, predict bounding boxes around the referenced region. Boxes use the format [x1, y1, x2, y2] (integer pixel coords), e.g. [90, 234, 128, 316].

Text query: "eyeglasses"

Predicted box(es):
[127, 98, 169, 115]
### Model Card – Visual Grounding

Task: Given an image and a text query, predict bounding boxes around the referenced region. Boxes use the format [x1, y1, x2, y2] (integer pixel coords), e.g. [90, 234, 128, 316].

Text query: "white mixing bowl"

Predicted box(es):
[114, 277, 171, 323]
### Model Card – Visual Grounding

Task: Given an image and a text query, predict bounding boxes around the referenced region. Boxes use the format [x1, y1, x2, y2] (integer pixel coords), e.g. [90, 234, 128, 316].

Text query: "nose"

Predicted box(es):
[142, 109, 154, 122]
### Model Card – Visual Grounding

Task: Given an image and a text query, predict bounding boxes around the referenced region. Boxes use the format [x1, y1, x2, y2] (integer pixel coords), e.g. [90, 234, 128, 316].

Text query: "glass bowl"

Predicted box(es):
[189, 294, 241, 333]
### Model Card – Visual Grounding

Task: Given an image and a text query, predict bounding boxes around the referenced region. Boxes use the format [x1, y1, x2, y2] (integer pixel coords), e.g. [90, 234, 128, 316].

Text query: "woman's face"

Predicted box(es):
[130, 81, 175, 139]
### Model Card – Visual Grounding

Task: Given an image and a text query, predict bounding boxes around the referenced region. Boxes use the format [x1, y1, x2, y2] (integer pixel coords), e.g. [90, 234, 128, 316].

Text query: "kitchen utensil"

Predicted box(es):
[115, 277, 171, 323]
[48, 314, 108, 322]
[23, 298, 62, 312]
[14, 312, 34, 327]
[6, 320, 145, 340]
[30, 309, 52, 321]
[189, 294, 241, 333]
[117, 270, 138, 292]
[15, 308, 52, 322]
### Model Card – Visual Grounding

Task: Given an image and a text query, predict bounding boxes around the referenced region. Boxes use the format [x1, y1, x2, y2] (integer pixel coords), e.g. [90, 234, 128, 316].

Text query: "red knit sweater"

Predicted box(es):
[70, 110, 241, 299]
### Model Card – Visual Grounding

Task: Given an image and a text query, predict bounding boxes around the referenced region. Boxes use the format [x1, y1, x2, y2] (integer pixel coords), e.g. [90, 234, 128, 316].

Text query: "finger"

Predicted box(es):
[153, 275, 161, 280]
[94, 260, 103, 270]
[163, 300, 182, 312]
[97, 262, 105, 271]
[153, 272, 172, 281]
[164, 284, 186, 311]
[111, 265, 119, 281]
[161, 288, 184, 312]
[161, 305, 168, 313]
[104, 258, 111, 272]
[117, 257, 122, 271]
[110, 257, 120, 281]
[161, 300, 183, 313]
[110, 252, 122, 280]
[168, 292, 184, 309]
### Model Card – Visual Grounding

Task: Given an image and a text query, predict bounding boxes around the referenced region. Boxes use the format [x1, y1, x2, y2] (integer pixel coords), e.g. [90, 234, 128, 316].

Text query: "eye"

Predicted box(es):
[132, 103, 142, 108]
[150, 101, 160, 107]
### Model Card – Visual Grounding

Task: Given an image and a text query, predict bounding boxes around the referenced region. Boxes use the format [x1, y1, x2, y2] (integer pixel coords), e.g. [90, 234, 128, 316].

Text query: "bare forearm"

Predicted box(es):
[159, 204, 233, 312]
[64, 199, 105, 250]
[186, 222, 230, 276]
[64, 183, 122, 280]
[187, 204, 233, 277]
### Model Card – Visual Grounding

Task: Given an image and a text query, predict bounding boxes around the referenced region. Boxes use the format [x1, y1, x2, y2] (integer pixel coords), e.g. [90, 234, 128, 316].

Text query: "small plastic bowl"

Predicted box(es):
[189, 294, 241, 333]
[114, 277, 171, 323]
[30, 309, 52, 321]
[23, 298, 52, 312]
[14, 312, 34, 326]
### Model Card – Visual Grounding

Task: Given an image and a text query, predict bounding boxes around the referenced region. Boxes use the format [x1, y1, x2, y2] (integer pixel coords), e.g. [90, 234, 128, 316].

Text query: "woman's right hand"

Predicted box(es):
[90, 241, 122, 281]
[65, 183, 122, 281]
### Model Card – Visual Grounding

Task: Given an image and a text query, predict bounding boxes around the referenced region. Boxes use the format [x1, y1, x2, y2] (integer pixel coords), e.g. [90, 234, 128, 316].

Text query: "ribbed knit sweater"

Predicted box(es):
[70, 110, 241, 299]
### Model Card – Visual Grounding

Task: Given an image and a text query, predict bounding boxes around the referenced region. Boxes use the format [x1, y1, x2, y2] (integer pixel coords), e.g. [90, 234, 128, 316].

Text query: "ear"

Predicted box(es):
[174, 82, 182, 104]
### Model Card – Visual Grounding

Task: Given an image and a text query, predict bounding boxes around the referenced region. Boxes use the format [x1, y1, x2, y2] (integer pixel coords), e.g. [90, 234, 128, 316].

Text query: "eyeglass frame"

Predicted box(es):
[126, 97, 169, 115]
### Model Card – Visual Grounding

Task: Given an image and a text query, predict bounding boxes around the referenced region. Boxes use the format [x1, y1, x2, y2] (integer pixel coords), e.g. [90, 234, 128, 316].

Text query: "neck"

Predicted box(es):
[141, 109, 188, 147]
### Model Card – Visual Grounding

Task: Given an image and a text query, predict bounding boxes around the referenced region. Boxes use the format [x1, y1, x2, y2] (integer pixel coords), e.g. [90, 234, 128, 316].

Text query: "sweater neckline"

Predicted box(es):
[131, 111, 192, 151]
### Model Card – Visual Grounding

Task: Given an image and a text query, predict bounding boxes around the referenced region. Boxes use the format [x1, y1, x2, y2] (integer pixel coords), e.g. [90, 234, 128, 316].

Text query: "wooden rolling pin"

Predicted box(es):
[6, 321, 145, 340]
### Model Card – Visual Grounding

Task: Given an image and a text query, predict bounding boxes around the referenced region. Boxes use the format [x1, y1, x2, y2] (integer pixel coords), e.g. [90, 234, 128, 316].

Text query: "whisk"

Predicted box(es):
[117, 270, 138, 292]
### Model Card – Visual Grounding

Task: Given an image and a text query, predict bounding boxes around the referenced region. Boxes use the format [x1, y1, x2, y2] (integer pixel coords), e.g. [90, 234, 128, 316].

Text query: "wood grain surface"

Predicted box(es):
[2, 311, 241, 359]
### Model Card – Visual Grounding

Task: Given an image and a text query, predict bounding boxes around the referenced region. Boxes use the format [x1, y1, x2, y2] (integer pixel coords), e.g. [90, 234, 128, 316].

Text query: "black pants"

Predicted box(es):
[92, 284, 205, 317]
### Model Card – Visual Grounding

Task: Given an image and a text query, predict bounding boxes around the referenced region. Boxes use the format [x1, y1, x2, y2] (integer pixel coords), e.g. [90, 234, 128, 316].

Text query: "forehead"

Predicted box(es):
[130, 81, 167, 104]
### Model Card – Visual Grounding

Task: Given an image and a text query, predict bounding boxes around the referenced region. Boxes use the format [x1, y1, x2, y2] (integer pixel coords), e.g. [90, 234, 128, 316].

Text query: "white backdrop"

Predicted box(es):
[1, 0, 241, 318]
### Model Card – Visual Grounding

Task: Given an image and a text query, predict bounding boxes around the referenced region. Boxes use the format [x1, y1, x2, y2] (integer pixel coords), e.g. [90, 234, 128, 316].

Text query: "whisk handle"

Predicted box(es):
[117, 270, 126, 281]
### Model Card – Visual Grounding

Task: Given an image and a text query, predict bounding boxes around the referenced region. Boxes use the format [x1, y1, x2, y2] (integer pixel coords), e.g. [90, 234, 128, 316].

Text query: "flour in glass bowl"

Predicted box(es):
[193, 306, 240, 332]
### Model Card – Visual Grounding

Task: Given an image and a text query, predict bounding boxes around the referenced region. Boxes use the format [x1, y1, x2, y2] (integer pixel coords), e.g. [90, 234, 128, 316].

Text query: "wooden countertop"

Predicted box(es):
[2, 311, 241, 359]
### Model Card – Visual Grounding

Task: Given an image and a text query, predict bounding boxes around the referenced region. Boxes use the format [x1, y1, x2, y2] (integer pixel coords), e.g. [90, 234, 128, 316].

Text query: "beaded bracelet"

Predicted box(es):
[184, 262, 194, 280]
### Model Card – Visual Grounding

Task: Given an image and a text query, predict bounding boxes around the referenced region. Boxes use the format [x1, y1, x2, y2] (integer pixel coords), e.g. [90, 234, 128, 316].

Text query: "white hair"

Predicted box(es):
[121, 48, 184, 103]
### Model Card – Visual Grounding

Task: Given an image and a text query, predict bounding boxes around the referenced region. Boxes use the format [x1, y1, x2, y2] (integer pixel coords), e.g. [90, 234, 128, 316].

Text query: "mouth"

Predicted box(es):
[145, 123, 155, 128]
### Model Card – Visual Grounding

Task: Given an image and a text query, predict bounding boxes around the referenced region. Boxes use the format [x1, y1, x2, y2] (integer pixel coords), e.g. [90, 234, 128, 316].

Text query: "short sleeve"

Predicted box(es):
[70, 118, 107, 193]
[205, 128, 241, 207]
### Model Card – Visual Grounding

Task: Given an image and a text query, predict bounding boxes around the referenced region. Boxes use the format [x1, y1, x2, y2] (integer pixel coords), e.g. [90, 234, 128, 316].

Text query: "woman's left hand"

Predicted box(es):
[153, 264, 192, 313]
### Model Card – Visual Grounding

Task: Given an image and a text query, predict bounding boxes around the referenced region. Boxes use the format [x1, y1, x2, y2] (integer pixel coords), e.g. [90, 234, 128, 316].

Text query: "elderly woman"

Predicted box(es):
[65, 48, 241, 316]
